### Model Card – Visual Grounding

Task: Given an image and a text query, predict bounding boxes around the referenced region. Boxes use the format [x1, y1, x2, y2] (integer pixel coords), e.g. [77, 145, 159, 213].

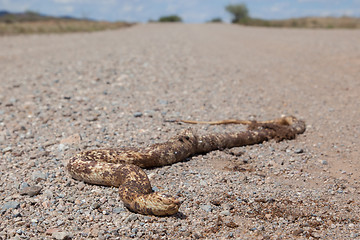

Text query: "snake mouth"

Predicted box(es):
[146, 193, 181, 216]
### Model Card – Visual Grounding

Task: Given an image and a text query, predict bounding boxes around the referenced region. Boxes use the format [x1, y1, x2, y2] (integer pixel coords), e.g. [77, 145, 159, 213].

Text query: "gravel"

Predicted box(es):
[0, 23, 359, 239]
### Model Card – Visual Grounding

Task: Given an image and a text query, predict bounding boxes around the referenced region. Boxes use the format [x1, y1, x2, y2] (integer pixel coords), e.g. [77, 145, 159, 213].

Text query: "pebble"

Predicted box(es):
[144, 110, 156, 117]
[294, 148, 304, 154]
[199, 180, 208, 186]
[113, 207, 125, 214]
[57, 143, 69, 152]
[350, 233, 359, 238]
[133, 112, 143, 117]
[60, 134, 81, 145]
[2, 146, 12, 153]
[43, 189, 54, 198]
[91, 202, 101, 210]
[19, 185, 42, 196]
[1, 201, 20, 212]
[31, 171, 47, 182]
[57, 220, 65, 226]
[320, 160, 328, 165]
[126, 214, 138, 222]
[199, 204, 212, 212]
[86, 115, 98, 121]
[158, 99, 168, 105]
[0, 134, 6, 144]
[19, 182, 30, 190]
[52, 231, 72, 240]
[220, 210, 231, 216]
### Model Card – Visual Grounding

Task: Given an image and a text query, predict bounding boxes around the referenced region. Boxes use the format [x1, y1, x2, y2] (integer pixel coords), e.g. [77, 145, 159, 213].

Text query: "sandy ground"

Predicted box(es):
[0, 23, 359, 239]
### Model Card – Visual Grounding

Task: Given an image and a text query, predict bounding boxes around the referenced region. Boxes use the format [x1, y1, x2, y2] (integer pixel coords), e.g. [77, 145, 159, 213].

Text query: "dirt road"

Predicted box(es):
[1, 23, 359, 239]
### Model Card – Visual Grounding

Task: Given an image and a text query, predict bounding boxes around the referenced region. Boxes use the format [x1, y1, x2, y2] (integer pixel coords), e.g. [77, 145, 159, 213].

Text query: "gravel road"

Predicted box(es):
[1, 23, 360, 239]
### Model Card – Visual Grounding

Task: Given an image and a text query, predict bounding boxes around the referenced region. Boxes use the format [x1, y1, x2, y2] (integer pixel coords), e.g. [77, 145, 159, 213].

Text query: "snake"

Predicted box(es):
[67, 116, 305, 216]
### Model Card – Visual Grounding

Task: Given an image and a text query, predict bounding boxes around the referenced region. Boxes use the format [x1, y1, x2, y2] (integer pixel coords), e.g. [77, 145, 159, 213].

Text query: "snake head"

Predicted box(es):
[146, 192, 181, 216]
[130, 192, 181, 216]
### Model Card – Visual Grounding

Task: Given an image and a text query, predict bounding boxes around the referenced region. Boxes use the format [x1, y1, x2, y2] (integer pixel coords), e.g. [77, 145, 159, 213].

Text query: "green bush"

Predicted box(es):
[158, 15, 182, 22]
[208, 17, 222, 23]
[225, 3, 249, 23]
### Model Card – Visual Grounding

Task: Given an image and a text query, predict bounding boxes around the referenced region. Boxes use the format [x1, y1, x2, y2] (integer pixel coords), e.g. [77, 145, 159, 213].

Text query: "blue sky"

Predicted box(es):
[1, 0, 360, 23]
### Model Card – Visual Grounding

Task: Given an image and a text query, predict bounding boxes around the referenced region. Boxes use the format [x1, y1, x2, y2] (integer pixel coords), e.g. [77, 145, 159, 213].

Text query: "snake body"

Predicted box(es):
[67, 116, 305, 216]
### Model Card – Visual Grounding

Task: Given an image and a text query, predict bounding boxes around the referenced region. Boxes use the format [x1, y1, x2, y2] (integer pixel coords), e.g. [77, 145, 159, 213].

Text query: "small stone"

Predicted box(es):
[319, 160, 328, 165]
[91, 202, 101, 210]
[2, 146, 12, 153]
[19, 182, 30, 190]
[223, 204, 234, 210]
[210, 199, 221, 206]
[199, 204, 212, 212]
[57, 144, 68, 152]
[57, 220, 65, 226]
[52, 231, 72, 240]
[42, 201, 51, 208]
[113, 207, 125, 214]
[350, 233, 359, 238]
[44, 189, 54, 198]
[144, 110, 155, 117]
[220, 210, 231, 216]
[158, 99, 168, 105]
[2, 201, 20, 211]
[60, 134, 81, 145]
[199, 180, 207, 186]
[228, 149, 244, 156]
[0, 134, 6, 144]
[12, 210, 22, 218]
[293, 228, 304, 236]
[133, 112, 143, 118]
[31, 171, 47, 182]
[294, 148, 304, 154]
[86, 115, 98, 121]
[126, 214, 138, 222]
[311, 232, 321, 238]
[225, 221, 239, 228]
[19, 185, 42, 197]
[31, 218, 38, 223]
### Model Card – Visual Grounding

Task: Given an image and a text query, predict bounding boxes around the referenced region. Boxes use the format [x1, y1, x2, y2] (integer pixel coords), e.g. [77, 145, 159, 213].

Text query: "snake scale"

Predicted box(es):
[67, 116, 305, 216]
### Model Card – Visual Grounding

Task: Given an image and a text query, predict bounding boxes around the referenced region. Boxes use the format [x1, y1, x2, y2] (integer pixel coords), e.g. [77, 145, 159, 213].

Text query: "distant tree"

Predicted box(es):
[158, 15, 182, 22]
[208, 17, 223, 23]
[24, 10, 41, 16]
[225, 3, 249, 23]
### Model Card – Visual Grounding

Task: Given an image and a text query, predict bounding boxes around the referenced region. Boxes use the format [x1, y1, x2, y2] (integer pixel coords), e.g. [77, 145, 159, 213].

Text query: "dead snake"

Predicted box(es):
[67, 116, 305, 216]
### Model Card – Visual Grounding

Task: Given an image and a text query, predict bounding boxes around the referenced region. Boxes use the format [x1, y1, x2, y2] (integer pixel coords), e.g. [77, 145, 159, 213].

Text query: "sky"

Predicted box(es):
[1, 0, 360, 23]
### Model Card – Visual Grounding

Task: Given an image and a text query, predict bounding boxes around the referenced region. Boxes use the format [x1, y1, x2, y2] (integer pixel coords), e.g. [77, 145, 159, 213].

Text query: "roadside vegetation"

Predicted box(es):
[0, 11, 133, 35]
[157, 15, 182, 22]
[207, 17, 223, 23]
[225, 3, 360, 29]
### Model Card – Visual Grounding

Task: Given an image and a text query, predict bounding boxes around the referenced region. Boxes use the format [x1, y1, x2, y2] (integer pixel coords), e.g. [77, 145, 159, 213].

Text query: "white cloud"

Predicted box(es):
[62, 5, 74, 13]
[0, 0, 31, 12]
[53, 0, 74, 3]
[135, 5, 144, 12]
[121, 4, 133, 13]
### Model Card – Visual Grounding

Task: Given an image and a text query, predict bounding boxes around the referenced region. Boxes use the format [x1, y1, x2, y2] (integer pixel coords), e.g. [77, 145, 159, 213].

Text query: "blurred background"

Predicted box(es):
[1, 0, 360, 34]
